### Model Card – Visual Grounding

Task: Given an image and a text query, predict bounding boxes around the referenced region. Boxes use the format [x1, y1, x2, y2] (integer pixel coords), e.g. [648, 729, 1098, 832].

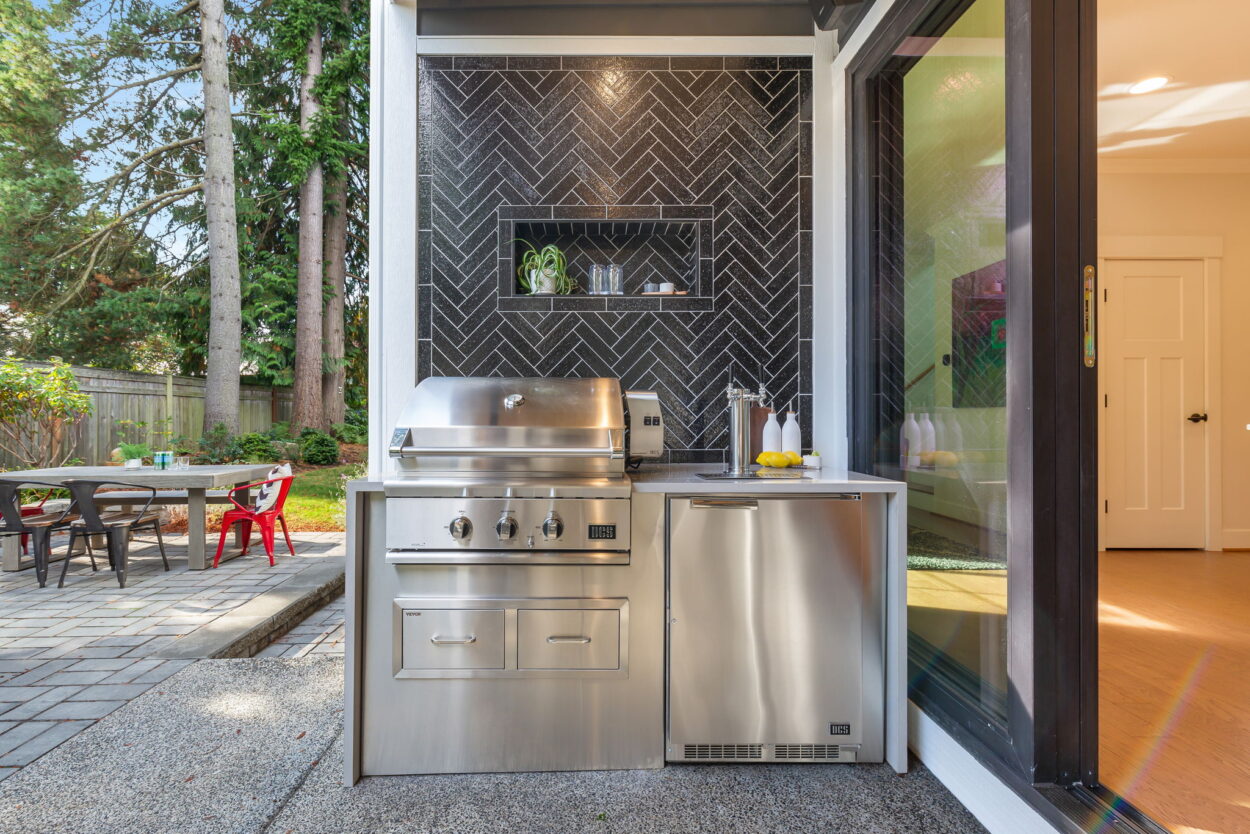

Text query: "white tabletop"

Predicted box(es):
[2, 464, 274, 489]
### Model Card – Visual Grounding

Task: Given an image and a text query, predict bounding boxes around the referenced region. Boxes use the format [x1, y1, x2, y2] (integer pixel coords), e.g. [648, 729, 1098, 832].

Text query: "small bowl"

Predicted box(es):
[802, 454, 822, 469]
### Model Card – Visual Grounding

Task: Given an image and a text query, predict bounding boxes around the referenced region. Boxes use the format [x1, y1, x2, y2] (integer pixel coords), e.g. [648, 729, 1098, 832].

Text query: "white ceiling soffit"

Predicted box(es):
[1099, 0, 1250, 159]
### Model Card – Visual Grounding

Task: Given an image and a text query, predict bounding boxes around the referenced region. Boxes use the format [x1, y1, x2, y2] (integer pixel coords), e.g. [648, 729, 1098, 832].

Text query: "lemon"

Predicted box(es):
[783, 450, 802, 465]
[760, 451, 789, 468]
[755, 452, 770, 466]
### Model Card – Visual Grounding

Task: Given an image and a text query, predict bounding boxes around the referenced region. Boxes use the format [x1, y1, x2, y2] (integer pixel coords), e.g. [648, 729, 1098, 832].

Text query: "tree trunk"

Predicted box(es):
[291, 26, 325, 434]
[322, 169, 347, 427]
[199, 0, 242, 435]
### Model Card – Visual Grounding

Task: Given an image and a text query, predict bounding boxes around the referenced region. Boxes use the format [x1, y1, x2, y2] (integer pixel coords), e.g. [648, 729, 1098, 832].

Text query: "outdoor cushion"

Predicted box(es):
[253, 464, 292, 513]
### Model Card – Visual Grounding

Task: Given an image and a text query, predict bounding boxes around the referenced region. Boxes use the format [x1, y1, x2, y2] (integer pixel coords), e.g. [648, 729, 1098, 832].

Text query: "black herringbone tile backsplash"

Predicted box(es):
[418, 55, 813, 461]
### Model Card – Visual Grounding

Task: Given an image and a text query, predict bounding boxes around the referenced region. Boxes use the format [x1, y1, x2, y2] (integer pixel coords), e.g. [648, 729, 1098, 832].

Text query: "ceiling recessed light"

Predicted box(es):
[1128, 76, 1170, 95]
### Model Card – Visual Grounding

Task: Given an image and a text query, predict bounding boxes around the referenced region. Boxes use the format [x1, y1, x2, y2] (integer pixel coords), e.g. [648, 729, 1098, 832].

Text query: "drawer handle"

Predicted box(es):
[691, 498, 758, 509]
[430, 634, 477, 645]
[546, 635, 592, 644]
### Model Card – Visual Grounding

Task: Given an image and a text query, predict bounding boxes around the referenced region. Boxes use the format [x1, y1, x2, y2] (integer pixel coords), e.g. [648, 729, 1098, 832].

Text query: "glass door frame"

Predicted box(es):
[846, 0, 1098, 791]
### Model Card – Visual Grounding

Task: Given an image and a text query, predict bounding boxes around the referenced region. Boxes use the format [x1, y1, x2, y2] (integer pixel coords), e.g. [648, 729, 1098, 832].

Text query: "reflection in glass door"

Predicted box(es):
[860, 0, 1009, 725]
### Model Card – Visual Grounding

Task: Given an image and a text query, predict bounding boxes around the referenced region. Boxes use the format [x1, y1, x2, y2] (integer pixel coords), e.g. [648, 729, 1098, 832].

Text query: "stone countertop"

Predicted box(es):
[629, 463, 905, 493]
[348, 466, 905, 495]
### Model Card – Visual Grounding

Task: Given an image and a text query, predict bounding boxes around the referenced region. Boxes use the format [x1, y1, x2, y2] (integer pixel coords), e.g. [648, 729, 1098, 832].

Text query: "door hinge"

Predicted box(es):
[1103, 394, 1107, 407]
[1104, 499, 1109, 514]
[1083, 265, 1097, 368]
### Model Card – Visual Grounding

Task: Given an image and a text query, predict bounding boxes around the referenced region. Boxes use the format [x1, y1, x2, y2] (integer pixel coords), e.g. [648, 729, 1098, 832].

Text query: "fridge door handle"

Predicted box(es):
[690, 498, 758, 509]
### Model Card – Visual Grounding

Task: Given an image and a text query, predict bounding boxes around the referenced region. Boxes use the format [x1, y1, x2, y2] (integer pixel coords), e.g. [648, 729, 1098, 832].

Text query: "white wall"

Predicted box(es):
[1099, 164, 1250, 547]
[367, 0, 419, 478]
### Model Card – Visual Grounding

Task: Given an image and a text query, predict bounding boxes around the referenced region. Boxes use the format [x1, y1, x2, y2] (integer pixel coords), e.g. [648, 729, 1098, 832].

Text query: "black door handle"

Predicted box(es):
[1187, 413, 1208, 423]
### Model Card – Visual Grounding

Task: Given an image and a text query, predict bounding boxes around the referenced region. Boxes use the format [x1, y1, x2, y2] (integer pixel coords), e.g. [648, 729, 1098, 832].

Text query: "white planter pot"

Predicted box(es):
[529, 268, 558, 295]
[124, 458, 143, 470]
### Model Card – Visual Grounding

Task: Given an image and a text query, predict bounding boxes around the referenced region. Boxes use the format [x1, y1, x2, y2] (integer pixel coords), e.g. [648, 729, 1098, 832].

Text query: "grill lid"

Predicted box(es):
[389, 377, 626, 477]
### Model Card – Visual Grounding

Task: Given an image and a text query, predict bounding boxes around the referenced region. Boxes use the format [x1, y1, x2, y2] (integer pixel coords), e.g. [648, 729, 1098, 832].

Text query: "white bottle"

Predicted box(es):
[781, 410, 801, 454]
[900, 413, 921, 469]
[947, 413, 964, 453]
[919, 412, 937, 454]
[933, 411, 947, 453]
[762, 412, 782, 454]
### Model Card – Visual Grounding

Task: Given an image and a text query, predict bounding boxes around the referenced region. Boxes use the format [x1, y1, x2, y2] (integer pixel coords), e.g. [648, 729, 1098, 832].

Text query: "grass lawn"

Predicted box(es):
[283, 463, 361, 532]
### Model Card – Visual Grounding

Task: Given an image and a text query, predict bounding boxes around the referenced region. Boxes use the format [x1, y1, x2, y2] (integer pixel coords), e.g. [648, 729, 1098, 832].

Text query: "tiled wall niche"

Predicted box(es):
[418, 55, 813, 461]
[500, 205, 714, 311]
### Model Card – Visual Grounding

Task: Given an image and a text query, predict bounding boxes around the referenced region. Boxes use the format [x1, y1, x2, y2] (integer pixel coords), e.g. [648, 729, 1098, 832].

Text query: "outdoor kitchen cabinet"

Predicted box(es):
[666, 493, 885, 764]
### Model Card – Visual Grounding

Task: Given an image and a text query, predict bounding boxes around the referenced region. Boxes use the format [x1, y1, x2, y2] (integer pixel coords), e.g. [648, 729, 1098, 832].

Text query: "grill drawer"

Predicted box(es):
[518, 609, 620, 670]
[400, 609, 505, 670]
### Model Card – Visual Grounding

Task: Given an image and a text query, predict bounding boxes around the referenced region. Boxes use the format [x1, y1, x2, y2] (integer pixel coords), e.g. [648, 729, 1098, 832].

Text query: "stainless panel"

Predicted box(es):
[666, 493, 884, 763]
[385, 550, 629, 566]
[400, 608, 505, 670]
[358, 491, 665, 775]
[382, 476, 632, 500]
[389, 596, 629, 680]
[389, 377, 626, 476]
[624, 390, 664, 460]
[384, 497, 631, 551]
[518, 609, 620, 670]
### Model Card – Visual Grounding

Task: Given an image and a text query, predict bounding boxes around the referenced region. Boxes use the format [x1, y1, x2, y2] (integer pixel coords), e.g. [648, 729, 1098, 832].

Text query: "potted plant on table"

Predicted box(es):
[118, 442, 150, 469]
[513, 239, 574, 295]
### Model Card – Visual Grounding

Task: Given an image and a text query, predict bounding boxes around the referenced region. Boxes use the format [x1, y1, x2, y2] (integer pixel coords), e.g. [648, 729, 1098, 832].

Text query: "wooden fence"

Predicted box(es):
[1, 363, 292, 469]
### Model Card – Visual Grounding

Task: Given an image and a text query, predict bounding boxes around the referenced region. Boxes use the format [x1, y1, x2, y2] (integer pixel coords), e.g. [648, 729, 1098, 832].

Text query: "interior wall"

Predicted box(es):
[1099, 167, 1250, 545]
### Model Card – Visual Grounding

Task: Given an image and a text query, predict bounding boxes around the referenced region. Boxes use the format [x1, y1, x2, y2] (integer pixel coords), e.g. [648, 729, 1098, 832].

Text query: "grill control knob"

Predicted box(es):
[542, 514, 564, 540]
[449, 516, 472, 540]
[495, 515, 518, 540]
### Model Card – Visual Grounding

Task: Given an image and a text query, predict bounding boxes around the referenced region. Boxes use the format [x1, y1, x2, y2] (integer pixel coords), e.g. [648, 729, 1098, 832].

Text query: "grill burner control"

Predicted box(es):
[542, 513, 564, 540]
[496, 515, 518, 540]
[449, 516, 472, 540]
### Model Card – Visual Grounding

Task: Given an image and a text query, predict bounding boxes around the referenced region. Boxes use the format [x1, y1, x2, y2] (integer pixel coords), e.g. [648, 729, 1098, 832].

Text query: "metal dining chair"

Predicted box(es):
[0, 479, 78, 588]
[59, 480, 169, 589]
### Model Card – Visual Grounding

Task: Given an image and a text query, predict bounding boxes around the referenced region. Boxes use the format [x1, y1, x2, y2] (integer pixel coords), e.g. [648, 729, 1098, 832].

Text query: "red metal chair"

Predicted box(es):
[212, 475, 296, 568]
[19, 490, 54, 555]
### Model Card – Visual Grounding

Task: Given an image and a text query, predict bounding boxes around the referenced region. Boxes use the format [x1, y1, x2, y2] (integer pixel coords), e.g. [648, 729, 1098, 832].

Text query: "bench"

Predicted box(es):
[93, 489, 235, 507]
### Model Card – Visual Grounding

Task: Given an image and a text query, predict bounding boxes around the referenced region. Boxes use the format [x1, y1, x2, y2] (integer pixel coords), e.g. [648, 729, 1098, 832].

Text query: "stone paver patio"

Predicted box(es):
[0, 531, 343, 780]
[255, 595, 345, 658]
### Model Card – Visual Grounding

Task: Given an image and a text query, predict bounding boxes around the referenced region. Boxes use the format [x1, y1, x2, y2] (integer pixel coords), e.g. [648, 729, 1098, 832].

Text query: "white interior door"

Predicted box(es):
[1101, 258, 1206, 549]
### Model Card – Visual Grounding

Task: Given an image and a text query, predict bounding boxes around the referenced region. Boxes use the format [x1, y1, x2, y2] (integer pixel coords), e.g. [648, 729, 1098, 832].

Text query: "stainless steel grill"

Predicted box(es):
[362, 376, 665, 776]
[387, 376, 633, 478]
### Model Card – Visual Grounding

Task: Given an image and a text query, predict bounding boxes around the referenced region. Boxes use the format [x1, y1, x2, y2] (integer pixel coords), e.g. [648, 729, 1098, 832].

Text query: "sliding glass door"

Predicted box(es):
[850, 0, 1098, 791]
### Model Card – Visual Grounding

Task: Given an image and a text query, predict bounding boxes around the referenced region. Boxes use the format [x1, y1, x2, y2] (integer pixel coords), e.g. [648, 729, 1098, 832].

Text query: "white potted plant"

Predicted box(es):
[512, 239, 573, 295]
[119, 443, 150, 469]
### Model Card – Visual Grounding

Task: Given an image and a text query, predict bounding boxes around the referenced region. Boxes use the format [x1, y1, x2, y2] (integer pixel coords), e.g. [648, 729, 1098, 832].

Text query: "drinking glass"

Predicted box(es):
[175, 456, 191, 470]
[589, 264, 607, 295]
[607, 264, 624, 295]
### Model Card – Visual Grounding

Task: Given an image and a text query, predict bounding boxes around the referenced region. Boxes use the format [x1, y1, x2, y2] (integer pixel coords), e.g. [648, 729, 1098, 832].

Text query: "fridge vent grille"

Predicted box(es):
[774, 744, 842, 760]
[684, 744, 763, 760]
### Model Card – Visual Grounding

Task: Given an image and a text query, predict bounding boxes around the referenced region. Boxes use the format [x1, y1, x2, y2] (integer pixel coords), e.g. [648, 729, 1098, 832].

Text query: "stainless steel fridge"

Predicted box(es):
[666, 493, 885, 763]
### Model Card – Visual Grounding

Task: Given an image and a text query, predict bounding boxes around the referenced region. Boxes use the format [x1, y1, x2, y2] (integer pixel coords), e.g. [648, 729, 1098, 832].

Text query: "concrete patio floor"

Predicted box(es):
[0, 532, 344, 780]
[0, 654, 985, 834]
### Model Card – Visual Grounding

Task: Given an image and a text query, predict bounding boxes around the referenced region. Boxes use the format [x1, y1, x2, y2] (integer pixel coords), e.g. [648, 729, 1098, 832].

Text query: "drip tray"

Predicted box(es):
[696, 470, 806, 480]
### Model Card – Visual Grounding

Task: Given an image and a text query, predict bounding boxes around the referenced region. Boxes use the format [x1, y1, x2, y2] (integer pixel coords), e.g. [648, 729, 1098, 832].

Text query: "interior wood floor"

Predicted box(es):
[1100, 549, 1250, 834]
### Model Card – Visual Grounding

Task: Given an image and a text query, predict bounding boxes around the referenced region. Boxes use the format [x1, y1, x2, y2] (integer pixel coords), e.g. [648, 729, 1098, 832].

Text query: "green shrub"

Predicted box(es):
[330, 421, 366, 445]
[299, 429, 340, 465]
[267, 421, 292, 441]
[196, 423, 243, 464]
[237, 432, 280, 463]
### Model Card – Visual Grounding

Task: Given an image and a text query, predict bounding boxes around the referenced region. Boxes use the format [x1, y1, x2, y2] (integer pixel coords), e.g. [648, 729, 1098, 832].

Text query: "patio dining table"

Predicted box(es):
[0, 464, 273, 572]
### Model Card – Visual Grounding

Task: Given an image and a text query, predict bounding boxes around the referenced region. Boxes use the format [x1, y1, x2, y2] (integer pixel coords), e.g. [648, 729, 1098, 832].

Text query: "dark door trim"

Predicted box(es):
[845, 0, 1099, 789]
